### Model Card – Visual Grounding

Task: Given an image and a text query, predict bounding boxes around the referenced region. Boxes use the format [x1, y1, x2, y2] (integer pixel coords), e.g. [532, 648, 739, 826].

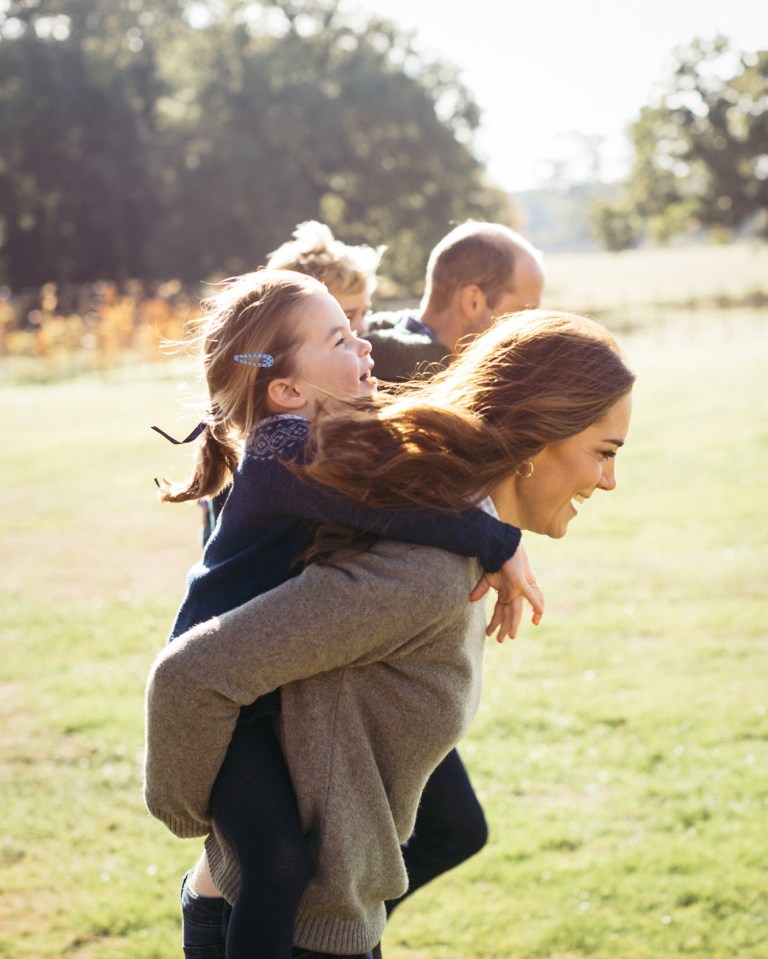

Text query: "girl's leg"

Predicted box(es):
[212, 716, 311, 959]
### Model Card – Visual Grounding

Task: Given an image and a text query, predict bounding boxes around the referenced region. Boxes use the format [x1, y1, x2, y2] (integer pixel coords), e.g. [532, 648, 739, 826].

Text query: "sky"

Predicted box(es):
[343, 0, 768, 192]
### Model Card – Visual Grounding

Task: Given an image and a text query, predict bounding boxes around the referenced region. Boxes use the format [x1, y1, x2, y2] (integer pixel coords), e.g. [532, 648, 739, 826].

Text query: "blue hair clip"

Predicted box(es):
[234, 352, 274, 368]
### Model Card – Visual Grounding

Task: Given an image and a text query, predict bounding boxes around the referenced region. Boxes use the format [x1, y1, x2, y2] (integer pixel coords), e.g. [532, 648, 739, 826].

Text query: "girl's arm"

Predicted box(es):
[265, 455, 519, 570]
[263, 457, 543, 639]
[237, 422, 542, 640]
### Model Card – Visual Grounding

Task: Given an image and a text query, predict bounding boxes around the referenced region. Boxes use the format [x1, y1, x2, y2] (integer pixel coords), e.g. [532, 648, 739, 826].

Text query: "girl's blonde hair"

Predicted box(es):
[304, 310, 635, 514]
[266, 220, 385, 297]
[157, 269, 326, 503]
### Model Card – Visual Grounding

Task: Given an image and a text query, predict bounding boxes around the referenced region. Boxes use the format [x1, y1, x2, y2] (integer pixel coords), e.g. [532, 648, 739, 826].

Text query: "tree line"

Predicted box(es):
[2, 2, 766, 297]
[591, 36, 768, 250]
[0, 0, 512, 291]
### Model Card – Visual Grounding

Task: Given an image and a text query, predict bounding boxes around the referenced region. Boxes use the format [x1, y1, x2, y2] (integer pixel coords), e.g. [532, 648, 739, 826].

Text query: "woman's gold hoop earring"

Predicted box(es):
[516, 460, 534, 478]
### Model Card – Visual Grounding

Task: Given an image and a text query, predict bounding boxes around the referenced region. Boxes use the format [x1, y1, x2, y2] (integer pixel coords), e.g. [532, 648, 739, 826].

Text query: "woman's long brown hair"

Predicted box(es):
[304, 310, 635, 515]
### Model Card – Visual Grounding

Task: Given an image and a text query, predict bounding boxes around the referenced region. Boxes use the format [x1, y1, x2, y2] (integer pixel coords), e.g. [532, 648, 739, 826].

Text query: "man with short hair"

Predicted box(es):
[366, 220, 545, 382]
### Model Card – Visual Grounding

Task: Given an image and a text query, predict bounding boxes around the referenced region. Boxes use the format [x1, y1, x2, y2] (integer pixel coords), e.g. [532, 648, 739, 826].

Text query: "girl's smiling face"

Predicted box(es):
[491, 391, 632, 538]
[287, 289, 377, 415]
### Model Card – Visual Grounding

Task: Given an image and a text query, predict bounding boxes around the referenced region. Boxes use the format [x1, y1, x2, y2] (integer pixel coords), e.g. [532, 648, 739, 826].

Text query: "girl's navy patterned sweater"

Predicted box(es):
[169, 412, 521, 643]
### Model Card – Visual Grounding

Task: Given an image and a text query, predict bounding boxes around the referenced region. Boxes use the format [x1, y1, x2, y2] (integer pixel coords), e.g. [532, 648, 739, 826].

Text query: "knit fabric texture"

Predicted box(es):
[145, 541, 487, 953]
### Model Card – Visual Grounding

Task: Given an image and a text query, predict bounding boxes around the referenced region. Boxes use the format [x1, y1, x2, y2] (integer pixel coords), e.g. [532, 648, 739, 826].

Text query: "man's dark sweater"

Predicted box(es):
[365, 310, 451, 383]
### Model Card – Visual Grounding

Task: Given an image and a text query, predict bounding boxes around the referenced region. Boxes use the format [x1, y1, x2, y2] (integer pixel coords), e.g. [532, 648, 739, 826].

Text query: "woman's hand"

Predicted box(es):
[469, 540, 543, 642]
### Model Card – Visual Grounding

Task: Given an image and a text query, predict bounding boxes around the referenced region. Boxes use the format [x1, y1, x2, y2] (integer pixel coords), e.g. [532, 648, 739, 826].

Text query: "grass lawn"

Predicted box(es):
[1, 306, 766, 958]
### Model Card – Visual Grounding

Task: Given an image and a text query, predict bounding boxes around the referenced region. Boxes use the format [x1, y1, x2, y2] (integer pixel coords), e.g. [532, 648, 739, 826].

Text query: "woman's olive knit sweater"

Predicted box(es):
[144, 541, 487, 954]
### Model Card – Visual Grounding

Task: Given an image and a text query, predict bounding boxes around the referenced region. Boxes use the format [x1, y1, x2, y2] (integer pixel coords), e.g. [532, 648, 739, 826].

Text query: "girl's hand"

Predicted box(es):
[469, 540, 543, 642]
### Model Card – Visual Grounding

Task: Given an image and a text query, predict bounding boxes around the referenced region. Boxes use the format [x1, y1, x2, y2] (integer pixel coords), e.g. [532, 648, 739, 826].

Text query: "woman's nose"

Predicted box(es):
[598, 461, 617, 491]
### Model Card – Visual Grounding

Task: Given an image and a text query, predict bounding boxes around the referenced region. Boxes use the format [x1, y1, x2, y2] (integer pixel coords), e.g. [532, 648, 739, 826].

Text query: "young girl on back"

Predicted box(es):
[155, 269, 541, 959]
[199, 221, 385, 544]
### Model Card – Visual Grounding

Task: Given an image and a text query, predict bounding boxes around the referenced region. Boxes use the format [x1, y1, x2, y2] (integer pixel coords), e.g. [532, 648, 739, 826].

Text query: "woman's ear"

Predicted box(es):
[267, 377, 307, 412]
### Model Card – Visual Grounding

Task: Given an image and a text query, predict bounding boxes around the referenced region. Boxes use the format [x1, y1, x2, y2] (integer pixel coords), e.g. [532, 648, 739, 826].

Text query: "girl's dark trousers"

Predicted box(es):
[181, 712, 311, 959]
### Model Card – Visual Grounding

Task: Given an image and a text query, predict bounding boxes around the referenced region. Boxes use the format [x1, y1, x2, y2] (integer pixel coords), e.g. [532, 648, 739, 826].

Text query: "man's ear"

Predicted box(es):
[267, 377, 308, 412]
[458, 283, 487, 320]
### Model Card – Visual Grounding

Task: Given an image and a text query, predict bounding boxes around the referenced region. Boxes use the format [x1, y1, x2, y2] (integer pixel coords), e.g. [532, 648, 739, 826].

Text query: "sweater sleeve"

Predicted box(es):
[242, 420, 521, 572]
[267, 462, 521, 572]
[144, 542, 476, 838]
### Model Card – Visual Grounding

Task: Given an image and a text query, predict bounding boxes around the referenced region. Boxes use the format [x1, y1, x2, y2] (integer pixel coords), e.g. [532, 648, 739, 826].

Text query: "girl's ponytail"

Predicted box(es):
[155, 417, 240, 503]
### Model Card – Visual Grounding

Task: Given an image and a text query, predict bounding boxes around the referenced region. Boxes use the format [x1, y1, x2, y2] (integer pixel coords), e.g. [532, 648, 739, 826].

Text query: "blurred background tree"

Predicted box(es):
[590, 36, 768, 248]
[0, 0, 186, 287]
[0, 0, 512, 290]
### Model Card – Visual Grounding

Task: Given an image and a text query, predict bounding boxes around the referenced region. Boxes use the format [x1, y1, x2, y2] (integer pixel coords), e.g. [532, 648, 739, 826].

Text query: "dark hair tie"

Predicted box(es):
[151, 422, 207, 445]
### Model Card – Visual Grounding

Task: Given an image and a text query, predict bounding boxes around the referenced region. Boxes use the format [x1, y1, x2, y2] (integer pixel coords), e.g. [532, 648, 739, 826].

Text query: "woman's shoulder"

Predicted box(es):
[244, 414, 310, 464]
[336, 540, 478, 615]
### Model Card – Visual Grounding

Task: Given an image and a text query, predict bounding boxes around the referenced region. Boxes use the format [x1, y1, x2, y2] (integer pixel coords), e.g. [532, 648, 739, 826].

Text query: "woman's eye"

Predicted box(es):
[601, 449, 616, 459]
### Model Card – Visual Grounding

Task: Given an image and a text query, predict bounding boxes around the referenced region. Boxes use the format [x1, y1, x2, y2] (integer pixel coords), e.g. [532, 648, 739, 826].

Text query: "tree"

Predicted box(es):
[152, 0, 510, 286]
[0, 0, 183, 286]
[0, 0, 511, 290]
[591, 36, 768, 248]
[588, 195, 642, 252]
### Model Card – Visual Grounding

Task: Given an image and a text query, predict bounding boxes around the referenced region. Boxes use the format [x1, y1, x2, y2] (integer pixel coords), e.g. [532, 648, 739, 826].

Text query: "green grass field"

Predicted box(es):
[1, 298, 766, 957]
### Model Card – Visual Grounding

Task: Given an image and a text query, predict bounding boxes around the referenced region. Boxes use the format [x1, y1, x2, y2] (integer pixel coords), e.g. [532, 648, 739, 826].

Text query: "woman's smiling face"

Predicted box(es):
[491, 391, 632, 538]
